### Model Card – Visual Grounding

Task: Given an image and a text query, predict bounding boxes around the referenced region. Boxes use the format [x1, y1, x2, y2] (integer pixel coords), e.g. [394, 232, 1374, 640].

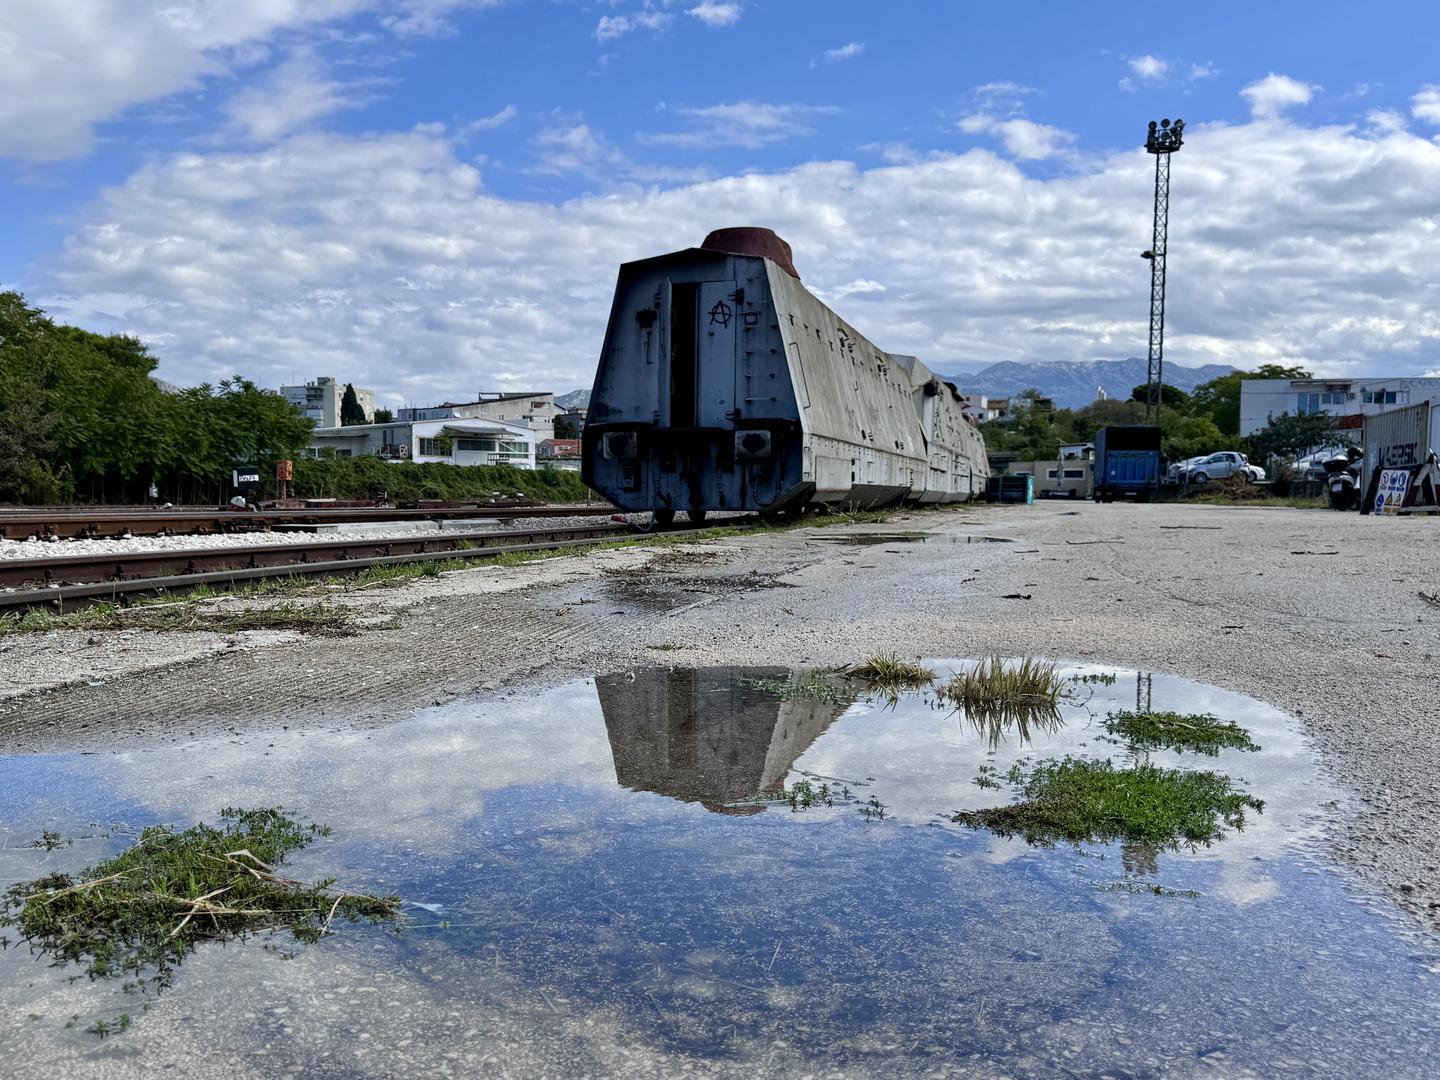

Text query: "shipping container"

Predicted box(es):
[1361, 402, 1438, 513]
[1093, 426, 1161, 502]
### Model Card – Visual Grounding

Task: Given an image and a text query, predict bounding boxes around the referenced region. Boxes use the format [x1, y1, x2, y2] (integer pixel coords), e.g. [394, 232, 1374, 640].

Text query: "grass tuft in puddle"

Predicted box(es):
[843, 653, 935, 689]
[952, 756, 1264, 848]
[940, 656, 1065, 714]
[1103, 710, 1260, 756]
[1, 808, 400, 993]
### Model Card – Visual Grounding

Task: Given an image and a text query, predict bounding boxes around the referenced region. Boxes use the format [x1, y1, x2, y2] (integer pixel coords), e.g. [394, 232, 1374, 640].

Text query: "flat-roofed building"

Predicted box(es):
[1240, 377, 1440, 436]
[305, 417, 536, 468]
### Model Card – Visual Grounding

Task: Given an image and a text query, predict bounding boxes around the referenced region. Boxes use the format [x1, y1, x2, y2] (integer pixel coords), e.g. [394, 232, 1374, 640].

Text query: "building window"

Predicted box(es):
[1362, 390, 1399, 405]
[1063, 468, 1085, 479]
[1046, 469, 1059, 479]
[418, 437, 452, 457]
[1321, 391, 1347, 405]
[1296, 392, 1321, 415]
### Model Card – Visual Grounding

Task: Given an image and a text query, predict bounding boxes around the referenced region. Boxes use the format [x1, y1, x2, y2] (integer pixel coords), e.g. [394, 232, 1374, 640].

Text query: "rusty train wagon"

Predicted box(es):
[582, 228, 990, 524]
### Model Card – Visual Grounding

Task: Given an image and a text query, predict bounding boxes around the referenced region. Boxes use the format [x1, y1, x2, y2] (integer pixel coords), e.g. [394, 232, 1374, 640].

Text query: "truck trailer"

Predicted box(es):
[1093, 425, 1161, 502]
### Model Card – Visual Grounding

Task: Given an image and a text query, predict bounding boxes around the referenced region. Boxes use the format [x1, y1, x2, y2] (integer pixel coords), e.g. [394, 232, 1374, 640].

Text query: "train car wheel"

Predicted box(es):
[653, 509, 675, 528]
[686, 509, 707, 524]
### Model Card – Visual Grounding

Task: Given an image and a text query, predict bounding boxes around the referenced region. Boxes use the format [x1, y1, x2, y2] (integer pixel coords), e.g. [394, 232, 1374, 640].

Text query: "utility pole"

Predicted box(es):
[1141, 118, 1184, 425]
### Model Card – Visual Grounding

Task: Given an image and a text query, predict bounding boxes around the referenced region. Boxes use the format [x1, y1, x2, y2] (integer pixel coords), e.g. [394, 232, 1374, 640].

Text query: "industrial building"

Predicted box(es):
[304, 417, 536, 468]
[1240, 376, 1440, 436]
[281, 377, 376, 427]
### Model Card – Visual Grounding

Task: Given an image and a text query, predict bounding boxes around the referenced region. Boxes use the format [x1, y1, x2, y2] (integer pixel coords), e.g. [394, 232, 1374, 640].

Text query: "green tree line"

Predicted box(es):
[980, 363, 1342, 465]
[1, 290, 313, 504]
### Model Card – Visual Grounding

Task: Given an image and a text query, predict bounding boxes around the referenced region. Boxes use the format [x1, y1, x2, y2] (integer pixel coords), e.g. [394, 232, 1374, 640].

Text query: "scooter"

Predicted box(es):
[1323, 447, 1363, 511]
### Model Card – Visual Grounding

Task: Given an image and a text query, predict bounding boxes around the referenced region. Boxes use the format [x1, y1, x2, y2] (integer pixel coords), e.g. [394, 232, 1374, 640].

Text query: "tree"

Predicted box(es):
[553, 413, 579, 439]
[1244, 410, 1342, 463]
[340, 382, 366, 425]
[1128, 383, 1191, 409]
[373, 407, 394, 424]
[0, 289, 313, 503]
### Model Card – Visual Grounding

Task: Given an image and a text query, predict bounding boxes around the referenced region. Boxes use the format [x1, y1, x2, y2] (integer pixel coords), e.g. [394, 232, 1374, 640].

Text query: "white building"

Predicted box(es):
[398, 392, 561, 443]
[1240, 377, 1440, 436]
[282, 377, 376, 427]
[304, 418, 536, 469]
[959, 394, 998, 423]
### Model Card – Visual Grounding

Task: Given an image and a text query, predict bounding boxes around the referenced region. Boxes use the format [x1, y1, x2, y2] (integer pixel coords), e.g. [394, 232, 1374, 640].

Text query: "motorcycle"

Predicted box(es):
[1323, 447, 1364, 511]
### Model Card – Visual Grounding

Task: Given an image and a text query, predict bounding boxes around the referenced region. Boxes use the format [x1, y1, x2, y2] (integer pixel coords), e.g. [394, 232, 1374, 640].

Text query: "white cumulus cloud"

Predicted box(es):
[1129, 54, 1168, 80]
[687, 2, 742, 27]
[29, 94, 1440, 406]
[0, 0, 494, 161]
[958, 115, 1075, 160]
[824, 41, 865, 62]
[1411, 85, 1440, 125]
[1241, 73, 1317, 119]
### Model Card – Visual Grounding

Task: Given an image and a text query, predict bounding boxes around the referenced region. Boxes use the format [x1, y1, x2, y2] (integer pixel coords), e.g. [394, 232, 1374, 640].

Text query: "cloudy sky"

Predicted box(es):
[2, 0, 1438, 407]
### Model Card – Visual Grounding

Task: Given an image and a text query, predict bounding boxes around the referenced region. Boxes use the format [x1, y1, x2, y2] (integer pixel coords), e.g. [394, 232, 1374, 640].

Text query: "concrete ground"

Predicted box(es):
[2, 500, 1437, 935]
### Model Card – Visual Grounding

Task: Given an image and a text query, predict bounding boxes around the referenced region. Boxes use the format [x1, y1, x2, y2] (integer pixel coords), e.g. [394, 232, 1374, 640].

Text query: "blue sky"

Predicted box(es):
[3, 0, 1438, 404]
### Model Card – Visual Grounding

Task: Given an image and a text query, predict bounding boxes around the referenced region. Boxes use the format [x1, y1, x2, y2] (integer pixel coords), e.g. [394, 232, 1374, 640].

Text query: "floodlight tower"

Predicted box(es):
[1141, 117, 1184, 424]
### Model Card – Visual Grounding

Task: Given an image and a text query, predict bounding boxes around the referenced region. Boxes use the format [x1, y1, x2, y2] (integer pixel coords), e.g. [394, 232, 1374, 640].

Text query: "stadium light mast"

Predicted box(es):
[1141, 117, 1184, 425]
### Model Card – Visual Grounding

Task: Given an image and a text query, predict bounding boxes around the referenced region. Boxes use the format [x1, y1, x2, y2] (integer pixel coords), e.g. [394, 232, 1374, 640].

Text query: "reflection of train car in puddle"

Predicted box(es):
[583, 228, 990, 525]
[596, 667, 851, 814]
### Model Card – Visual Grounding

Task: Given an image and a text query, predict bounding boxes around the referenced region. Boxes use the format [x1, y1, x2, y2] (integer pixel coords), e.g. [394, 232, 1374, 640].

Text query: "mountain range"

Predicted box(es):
[939, 358, 1235, 410]
[558, 359, 1234, 413]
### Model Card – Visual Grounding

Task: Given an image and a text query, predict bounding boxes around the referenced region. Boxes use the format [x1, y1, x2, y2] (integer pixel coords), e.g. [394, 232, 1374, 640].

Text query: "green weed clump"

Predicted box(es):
[1104, 711, 1261, 756]
[952, 757, 1264, 848]
[844, 653, 935, 689]
[1, 808, 400, 990]
[739, 673, 852, 705]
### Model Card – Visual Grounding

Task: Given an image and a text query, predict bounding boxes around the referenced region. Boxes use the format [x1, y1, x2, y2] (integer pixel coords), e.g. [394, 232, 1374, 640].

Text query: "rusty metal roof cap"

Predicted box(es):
[700, 227, 800, 279]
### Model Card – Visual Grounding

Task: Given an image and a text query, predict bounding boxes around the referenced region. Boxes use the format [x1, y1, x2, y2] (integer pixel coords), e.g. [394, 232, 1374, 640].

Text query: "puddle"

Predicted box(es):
[2, 663, 1438, 1077]
[811, 532, 1014, 545]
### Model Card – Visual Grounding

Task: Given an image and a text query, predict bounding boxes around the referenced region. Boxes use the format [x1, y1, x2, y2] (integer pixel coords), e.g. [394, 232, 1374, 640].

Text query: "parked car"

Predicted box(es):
[1165, 456, 1205, 485]
[1180, 451, 1264, 485]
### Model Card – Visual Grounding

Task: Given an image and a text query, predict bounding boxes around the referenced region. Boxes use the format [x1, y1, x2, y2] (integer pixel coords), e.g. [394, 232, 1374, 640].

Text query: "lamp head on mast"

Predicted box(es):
[1145, 117, 1184, 154]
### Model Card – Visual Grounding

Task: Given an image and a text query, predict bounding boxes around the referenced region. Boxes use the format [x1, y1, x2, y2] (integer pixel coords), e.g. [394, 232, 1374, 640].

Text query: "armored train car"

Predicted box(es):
[582, 228, 989, 524]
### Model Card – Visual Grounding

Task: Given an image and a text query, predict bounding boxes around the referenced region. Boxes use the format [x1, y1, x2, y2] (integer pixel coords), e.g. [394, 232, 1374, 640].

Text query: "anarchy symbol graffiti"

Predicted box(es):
[708, 299, 733, 327]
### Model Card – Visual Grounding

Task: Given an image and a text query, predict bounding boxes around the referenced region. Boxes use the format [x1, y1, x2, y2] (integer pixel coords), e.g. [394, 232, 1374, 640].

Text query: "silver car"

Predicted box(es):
[1183, 451, 1264, 484]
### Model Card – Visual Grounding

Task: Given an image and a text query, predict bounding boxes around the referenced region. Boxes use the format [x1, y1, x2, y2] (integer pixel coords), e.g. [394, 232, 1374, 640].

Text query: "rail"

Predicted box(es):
[0, 519, 712, 613]
[0, 503, 617, 540]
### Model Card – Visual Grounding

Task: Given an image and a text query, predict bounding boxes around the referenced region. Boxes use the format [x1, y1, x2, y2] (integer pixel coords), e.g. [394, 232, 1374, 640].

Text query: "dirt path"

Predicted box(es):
[3, 500, 1437, 934]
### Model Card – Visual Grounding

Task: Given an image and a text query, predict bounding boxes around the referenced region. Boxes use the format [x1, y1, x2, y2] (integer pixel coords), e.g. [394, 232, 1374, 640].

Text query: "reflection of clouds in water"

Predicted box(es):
[794, 664, 1338, 896]
[109, 682, 621, 852]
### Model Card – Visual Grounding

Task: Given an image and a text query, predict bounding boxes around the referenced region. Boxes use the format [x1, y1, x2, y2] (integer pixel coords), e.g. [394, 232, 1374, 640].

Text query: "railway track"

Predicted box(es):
[0, 521, 678, 613]
[0, 503, 616, 540]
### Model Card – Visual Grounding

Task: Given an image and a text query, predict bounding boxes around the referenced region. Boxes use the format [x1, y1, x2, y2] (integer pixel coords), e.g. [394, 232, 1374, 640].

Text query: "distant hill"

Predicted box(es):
[560, 358, 1232, 413]
[556, 388, 590, 409]
[942, 358, 1235, 410]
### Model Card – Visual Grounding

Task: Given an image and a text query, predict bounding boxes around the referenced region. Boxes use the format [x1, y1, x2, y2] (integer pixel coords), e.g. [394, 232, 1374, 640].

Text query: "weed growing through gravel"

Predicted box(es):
[1103, 711, 1261, 756]
[1, 808, 400, 995]
[952, 757, 1264, 848]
